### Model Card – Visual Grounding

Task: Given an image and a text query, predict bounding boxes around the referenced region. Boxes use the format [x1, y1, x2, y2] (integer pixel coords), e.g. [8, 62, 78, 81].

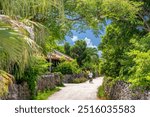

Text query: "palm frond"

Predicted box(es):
[0, 70, 13, 97]
[0, 15, 44, 78]
[0, 0, 64, 19]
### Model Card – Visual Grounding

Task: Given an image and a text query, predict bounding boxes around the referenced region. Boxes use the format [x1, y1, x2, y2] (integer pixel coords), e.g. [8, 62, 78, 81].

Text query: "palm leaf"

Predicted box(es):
[0, 70, 13, 97]
[0, 0, 64, 19]
[0, 15, 44, 78]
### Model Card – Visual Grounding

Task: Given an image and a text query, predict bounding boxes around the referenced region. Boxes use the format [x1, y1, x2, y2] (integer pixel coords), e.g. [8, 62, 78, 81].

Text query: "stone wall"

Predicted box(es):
[63, 73, 87, 83]
[14, 82, 31, 100]
[0, 73, 63, 100]
[104, 80, 150, 100]
[63, 72, 100, 83]
[37, 73, 63, 92]
[1, 82, 30, 100]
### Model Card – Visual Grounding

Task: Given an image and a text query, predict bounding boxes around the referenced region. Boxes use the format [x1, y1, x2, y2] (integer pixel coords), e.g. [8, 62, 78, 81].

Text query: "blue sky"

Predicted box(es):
[65, 19, 111, 48]
[65, 30, 102, 48]
[65, 30, 104, 57]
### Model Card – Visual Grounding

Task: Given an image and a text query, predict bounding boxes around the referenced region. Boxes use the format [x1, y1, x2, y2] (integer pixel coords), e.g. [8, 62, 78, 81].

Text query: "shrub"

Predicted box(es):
[97, 85, 106, 99]
[53, 72, 64, 87]
[54, 60, 81, 75]
[21, 55, 49, 99]
[82, 61, 102, 77]
[127, 50, 150, 90]
[72, 77, 87, 83]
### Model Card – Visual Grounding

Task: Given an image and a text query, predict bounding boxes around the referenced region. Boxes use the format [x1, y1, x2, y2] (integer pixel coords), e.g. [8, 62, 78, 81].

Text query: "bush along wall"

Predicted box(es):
[63, 73, 88, 83]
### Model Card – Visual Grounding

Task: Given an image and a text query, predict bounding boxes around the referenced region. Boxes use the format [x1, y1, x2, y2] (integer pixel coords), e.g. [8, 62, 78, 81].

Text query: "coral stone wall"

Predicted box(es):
[37, 73, 63, 92]
[0, 73, 63, 100]
[104, 80, 150, 100]
[63, 73, 87, 83]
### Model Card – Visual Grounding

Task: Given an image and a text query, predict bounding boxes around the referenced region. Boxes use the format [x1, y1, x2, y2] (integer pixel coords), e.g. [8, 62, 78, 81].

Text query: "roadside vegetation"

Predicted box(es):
[72, 77, 87, 84]
[97, 86, 106, 100]
[35, 88, 60, 100]
[0, 0, 150, 99]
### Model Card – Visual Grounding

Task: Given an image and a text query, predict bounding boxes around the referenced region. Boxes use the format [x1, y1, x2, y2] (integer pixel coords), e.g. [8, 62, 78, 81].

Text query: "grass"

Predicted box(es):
[97, 86, 107, 100]
[35, 88, 60, 100]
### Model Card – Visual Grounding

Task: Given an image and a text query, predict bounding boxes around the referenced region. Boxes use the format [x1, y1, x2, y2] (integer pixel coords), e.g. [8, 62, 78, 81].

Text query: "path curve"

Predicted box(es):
[48, 77, 103, 100]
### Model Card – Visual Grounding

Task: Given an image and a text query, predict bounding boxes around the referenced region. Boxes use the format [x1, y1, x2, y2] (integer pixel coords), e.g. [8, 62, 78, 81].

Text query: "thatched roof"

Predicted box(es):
[48, 50, 73, 61]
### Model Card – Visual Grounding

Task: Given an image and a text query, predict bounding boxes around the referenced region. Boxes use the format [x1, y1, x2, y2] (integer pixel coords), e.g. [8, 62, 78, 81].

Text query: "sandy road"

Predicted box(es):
[48, 77, 103, 100]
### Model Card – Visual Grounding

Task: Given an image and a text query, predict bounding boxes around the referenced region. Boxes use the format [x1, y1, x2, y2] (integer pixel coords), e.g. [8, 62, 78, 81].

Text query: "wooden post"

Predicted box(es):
[48, 52, 51, 73]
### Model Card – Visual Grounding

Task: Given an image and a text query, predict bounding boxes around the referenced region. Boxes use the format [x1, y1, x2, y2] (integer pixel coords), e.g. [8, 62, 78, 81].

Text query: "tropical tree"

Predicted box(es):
[98, 0, 150, 89]
[0, 0, 64, 19]
[0, 0, 64, 97]
[70, 40, 87, 66]
[84, 47, 99, 64]
[0, 0, 149, 97]
[64, 42, 71, 56]
[69, 40, 99, 69]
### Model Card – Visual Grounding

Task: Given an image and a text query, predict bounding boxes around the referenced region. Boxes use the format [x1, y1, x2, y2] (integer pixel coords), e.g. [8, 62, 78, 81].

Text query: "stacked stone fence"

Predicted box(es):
[63, 73, 88, 83]
[1, 73, 63, 100]
[37, 73, 63, 92]
[104, 80, 150, 100]
[63, 72, 100, 83]
[1, 72, 99, 100]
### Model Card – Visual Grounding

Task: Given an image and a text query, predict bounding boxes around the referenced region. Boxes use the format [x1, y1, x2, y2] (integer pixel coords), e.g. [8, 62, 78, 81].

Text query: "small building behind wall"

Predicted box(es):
[47, 50, 73, 71]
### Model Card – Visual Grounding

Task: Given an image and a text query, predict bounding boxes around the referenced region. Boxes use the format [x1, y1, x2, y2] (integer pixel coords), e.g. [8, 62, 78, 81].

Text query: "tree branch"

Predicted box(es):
[67, 16, 83, 21]
[138, 13, 150, 32]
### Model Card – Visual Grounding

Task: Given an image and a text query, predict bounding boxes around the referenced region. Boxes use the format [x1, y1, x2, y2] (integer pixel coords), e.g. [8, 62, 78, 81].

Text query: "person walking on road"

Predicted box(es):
[88, 71, 93, 83]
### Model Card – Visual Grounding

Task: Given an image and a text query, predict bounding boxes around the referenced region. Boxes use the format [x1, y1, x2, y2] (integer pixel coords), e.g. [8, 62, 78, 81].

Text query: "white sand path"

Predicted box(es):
[48, 77, 103, 100]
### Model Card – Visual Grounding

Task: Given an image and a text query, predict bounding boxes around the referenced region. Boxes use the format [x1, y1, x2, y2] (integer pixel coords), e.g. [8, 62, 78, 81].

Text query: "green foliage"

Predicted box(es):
[70, 40, 99, 70]
[35, 88, 60, 100]
[0, 2, 62, 99]
[63, 0, 141, 35]
[1, 0, 64, 19]
[82, 62, 94, 71]
[82, 62, 99, 77]
[101, 0, 142, 21]
[54, 60, 80, 75]
[54, 45, 65, 53]
[0, 18, 32, 75]
[21, 55, 49, 99]
[97, 59, 105, 75]
[72, 77, 87, 84]
[99, 0, 150, 90]
[0, 15, 51, 77]
[124, 34, 150, 89]
[97, 85, 106, 99]
[127, 50, 150, 89]
[100, 23, 129, 77]
[70, 40, 87, 66]
[0, 70, 13, 97]
[0, 0, 66, 99]
[0, 0, 149, 98]
[54, 62, 72, 74]
[64, 42, 71, 56]
[84, 47, 99, 64]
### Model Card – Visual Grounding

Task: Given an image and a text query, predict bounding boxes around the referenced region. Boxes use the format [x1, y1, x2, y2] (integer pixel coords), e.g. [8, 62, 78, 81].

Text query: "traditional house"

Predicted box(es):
[47, 50, 73, 71]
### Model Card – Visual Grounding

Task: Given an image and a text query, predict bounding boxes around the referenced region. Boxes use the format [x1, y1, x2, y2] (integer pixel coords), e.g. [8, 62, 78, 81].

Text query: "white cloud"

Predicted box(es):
[70, 36, 97, 48]
[98, 51, 102, 57]
[71, 36, 79, 42]
[84, 37, 97, 48]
